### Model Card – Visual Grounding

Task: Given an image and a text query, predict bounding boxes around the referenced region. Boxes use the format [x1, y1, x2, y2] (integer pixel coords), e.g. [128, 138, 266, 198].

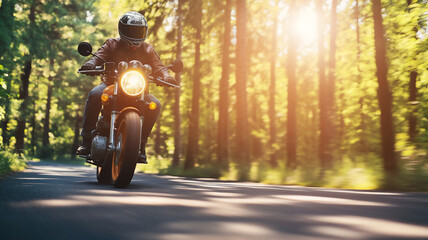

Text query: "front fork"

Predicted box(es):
[107, 80, 145, 155]
[107, 81, 119, 153]
[139, 116, 144, 153]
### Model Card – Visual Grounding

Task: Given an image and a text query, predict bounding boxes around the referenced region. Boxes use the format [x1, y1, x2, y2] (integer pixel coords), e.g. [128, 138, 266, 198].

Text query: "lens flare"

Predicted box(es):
[293, 7, 318, 45]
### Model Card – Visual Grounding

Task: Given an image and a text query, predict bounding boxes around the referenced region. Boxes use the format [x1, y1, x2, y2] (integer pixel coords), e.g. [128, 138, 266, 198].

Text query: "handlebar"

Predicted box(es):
[77, 66, 105, 76]
[78, 68, 180, 88]
[148, 76, 180, 89]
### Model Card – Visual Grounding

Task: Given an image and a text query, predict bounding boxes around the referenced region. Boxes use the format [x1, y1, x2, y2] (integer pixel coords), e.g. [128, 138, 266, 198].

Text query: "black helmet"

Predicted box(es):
[118, 11, 148, 47]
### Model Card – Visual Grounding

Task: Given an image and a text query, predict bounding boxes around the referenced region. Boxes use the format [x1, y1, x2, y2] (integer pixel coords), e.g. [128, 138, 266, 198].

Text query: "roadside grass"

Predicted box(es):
[39, 155, 88, 166]
[385, 147, 428, 191]
[136, 154, 384, 190]
[137, 155, 222, 178]
[0, 151, 27, 178]
[29, 143, 427, 191]
[136, 151, 428, 191]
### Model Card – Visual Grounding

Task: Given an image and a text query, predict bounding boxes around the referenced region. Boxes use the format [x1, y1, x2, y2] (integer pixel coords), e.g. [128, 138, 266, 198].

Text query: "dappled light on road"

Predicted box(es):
[1, 161, 428, 240]
[309, 215, 428, 239]
[273, 195, 391, 207]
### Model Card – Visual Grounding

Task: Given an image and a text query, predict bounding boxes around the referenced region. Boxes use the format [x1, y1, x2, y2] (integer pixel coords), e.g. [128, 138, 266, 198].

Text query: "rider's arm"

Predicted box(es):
[146, 44, 171, 79]
[82, 39, 113, 67]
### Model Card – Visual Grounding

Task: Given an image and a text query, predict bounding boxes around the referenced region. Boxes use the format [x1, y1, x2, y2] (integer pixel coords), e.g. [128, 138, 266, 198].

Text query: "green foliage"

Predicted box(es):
[0, 64, 6, 120]
[1, 0, 428, 190]
[0, 150, 26, 177]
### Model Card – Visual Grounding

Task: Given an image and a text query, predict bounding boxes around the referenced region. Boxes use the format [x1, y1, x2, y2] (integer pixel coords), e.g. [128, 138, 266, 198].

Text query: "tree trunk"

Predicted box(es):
[217, 0, 231, 169]
[286, 0, 297, 168]
[372, 0, 397, 172]
[42, 59, 54, 147]
[317, 0, 330, 168]
[407, 0, 418, 142]
[30, 100, 36, 156]
[408, 71, 418, 141]
[154, 113, 162, 156]
[14, 1, 35, 155]
[269, 0, 279, 167]
[250, 80, 262, 158]
[204, 82, 215, 164]
[327, 0, 337, 148]
[15, 59, 32, 155]
[184, 0, 202, 170]
[328, 0, 337, 106]
[172, 0, 183, 167]
[356, 0, 367, 152]
[235, 0, 250, 172]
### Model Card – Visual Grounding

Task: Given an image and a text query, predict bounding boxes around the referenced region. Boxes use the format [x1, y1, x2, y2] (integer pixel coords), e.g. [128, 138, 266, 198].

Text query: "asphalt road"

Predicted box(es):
[1, 161, 428, 240]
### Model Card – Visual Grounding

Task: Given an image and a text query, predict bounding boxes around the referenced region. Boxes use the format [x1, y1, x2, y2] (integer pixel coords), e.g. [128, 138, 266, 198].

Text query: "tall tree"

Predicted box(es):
[372, 0, 397, 172]
[15, 1, 38, 154]
[408, 70, 418, 141]
[269, 0, 279, 166]
[42, 59, 54, 147]
[217, 0, 231, 169]
[154, 113, 162, 156]
[317, 0, 331, 168]
[184, 0, 203, 170]
[355, 0, 367, 151]
[172, 0, 183, 167]
[235, 0, 250, 173]
[286, 0, 298, 168]
[327, 0, 337, 136]
[30, 87, 37, 156]
[407, 0, 418, 142]
[15, 58, 31, 155]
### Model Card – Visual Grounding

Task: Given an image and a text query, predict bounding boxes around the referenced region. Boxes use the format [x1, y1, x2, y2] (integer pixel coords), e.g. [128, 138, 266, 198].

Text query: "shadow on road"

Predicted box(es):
[1, 161, 427, 240]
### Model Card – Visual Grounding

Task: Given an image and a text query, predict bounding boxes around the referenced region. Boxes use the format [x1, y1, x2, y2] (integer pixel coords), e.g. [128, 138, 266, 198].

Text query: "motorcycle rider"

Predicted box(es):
[76, 11, 177, 163]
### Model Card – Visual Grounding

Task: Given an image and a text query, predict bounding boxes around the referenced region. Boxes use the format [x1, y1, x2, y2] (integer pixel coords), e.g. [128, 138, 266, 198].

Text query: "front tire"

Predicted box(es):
[112, 111, 140, 188]
[96, 154, 112, 184]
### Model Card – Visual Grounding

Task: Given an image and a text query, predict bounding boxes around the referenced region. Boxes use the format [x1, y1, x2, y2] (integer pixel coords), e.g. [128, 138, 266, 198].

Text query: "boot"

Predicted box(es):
[137, 143, 147, 164]
[76, 137, 91, 156]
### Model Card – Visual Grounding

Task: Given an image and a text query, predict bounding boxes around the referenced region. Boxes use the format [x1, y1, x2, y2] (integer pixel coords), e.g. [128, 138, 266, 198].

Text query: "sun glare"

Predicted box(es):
[293, 7, 318, 45]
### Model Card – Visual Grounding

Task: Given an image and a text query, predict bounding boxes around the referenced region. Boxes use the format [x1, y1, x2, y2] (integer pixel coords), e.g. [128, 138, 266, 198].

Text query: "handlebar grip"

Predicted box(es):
[77, 69, 105, 76]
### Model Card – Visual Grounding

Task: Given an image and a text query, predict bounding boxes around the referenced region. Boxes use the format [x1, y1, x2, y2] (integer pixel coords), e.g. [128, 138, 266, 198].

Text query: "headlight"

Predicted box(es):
[120, 70, 145, 96]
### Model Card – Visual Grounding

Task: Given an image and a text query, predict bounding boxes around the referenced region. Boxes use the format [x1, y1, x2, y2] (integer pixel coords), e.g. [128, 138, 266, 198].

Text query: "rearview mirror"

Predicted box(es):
[169, 60, 183, 73]
[78, 42, 92, 56]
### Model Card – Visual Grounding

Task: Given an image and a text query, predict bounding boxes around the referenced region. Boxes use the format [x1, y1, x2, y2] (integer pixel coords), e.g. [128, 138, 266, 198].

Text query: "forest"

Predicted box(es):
[0, 0, 428, 190]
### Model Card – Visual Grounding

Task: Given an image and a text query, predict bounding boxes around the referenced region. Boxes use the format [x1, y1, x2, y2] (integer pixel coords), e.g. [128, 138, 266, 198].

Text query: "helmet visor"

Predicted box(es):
[119, 22, 147, 40]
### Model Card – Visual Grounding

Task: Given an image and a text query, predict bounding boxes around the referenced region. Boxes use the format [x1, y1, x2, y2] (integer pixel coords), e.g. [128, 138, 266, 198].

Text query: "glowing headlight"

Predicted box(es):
[120, 70, 145, 96]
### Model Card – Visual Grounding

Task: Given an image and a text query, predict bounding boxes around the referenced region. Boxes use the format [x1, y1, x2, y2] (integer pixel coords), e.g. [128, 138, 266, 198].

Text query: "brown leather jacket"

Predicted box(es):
[84, 38, 171, 83]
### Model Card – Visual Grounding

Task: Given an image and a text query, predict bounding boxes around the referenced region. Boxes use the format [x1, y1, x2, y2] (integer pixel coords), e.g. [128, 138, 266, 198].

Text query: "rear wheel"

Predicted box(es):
[96, 154, 112, 184]
[112, 111, 140, 188]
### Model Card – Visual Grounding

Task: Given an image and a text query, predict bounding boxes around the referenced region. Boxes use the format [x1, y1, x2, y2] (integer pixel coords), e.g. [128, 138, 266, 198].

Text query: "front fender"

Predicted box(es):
[115, 107, 142, 128]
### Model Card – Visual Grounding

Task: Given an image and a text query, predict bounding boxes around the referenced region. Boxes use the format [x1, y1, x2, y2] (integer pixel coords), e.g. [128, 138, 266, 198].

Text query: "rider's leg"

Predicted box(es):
[77, 83, 108, 155]
[137, 94, 161, 162]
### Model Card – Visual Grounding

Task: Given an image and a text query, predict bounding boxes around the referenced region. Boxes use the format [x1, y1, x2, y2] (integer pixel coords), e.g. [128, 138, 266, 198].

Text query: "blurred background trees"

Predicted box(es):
[1, 0, 428, 188]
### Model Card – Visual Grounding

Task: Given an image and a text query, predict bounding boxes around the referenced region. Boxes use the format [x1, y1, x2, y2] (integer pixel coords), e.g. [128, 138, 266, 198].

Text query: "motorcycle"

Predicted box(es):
[77, 42, 182, 188]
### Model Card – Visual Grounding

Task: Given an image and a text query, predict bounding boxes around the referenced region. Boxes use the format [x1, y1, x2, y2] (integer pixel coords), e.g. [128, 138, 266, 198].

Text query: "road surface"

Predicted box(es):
[0, 161, 428, 240]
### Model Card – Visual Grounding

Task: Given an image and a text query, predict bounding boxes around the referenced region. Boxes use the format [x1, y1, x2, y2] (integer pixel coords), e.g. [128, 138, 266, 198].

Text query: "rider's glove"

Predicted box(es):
[165, 76, 178, 86]
[156, 76, 178, 87]
[80, 62, 96, 70]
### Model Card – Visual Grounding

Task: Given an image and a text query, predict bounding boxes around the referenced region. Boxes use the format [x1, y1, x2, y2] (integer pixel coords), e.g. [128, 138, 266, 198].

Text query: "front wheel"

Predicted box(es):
[112, 111, 140, 188]
[96, 154, 112, 184]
